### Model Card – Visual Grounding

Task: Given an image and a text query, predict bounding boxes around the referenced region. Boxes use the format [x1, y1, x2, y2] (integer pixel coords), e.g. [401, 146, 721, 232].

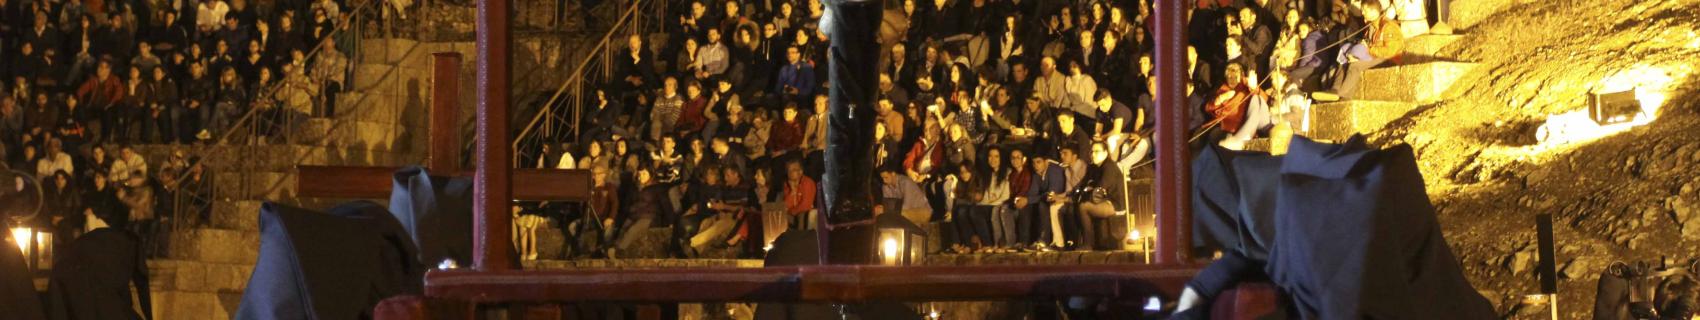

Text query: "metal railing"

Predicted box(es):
[505, 0, 659, 168]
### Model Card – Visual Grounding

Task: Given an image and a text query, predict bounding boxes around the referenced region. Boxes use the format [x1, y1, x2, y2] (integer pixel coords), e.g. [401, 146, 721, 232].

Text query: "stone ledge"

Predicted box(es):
[1305, 100, 1422, 141]
[167, 228, 261, 265]
[1359, 61, 1478, 103]
[149, 290, 241, 320]
[147, 259, 255, 293]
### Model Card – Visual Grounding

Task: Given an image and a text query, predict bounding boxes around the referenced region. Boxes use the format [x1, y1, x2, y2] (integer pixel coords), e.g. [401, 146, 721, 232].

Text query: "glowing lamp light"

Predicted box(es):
[1535, 65, 1681, 152]
[878, 228, 907, 266]
[9, 227, 29, 256]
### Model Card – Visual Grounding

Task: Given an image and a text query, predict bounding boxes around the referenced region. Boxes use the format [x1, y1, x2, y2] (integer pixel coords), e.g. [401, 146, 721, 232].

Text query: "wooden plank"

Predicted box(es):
[429, 53, 463, 173]
[373, 295, 476, 320]
[296, 166, 592, 201]
[422, 265, 1199, 303]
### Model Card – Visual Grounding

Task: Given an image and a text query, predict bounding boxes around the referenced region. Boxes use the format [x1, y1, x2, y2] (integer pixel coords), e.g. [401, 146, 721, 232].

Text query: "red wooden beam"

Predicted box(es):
[429, 53, 463, 173]
[296, 166, 592, 201]
[420, 265, 1199, 304]
[474, 0, 514, 271]
[1152, 0, 1193, 264]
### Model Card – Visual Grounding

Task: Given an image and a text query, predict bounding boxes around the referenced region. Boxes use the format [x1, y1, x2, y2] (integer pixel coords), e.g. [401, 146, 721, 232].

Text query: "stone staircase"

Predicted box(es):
[135, 28, 613, 317]
[1293, 31, 1476, 144]
[137, 37, 439, 320]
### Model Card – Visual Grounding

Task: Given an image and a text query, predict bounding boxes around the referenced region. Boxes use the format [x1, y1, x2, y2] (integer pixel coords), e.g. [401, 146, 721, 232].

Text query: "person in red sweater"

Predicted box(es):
[76, 60, 124, 142]
[1314, 2, 1405, 102]
[767, 102, 806, 157]
[782, 161, 816, 229]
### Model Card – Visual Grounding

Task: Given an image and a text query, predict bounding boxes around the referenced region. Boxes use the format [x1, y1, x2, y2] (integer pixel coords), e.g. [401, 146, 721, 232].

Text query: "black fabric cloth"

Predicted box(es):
[388, 166, 475, 266]
[1186, 136, 1495, 319]
[234, 201, 424, 320]
[0, 227, 46, 320]
[44, 228, 150, 320]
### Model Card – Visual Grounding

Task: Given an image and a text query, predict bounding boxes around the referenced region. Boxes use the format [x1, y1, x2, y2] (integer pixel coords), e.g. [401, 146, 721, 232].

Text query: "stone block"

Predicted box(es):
[1359, 61, 1477, 103]
[168, 228, 261, 265]
[358, 38, 423, 64]
[150, 290, 230, 320]
[295, 118, 412, 151]
[1304, 100, 1421, 141]
[211, 170, 297, 200]
[1404, 34, 1463, 58]
[210, 200, 264, 231]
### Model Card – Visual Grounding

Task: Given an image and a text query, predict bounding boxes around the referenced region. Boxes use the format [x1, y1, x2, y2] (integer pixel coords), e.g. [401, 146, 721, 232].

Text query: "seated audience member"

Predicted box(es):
[946, 162, 982, 254]
[1312, 2, 1403, 102]
[606, 168, 670, 259]
[881, 167, 931, 227]
[1208, 63, 1272, 150]
[979, 147, 1014, 252]
[690, 167, 754, 255]
[782, 160, 816, 230]
[1075, 142, 1127, 250]
[676, 166, 722, 256]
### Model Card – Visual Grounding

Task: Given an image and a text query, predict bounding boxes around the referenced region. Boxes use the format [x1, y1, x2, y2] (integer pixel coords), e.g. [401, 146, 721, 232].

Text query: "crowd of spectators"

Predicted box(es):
[0, 0, 359, 257]
[537, 0, 1412, 259]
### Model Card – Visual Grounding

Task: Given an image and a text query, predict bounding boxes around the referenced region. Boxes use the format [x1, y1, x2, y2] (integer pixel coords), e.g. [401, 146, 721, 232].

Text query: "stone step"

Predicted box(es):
[148, 259, 254, 293]
[356, 38, 423, 64]
[167, 228, 261, 265]
[150, 289, 241, 320]
[351, 62, 433, 91]
[296, 118, 416, 151]
[211, 170, 297, 200]
[1303, 100, 1422, 141]
[1358, 61, 1478, 103]
[334, 90, 431, 126]
[209, 200, 266, 231]
[134, 144, 415, 172]
[1450, 0, 1520, 31]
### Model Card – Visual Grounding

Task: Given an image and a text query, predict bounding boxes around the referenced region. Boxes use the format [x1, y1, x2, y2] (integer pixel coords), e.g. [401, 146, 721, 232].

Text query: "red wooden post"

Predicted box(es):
[1152, 0, 1192, 264]
[474, 0, 514, 271]
[429, 52, 463, 174]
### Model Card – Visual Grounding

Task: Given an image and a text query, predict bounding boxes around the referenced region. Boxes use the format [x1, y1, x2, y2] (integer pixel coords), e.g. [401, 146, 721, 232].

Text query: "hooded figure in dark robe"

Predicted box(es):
[1177, 136, 1495, 319]
[234, 201, 424, 319]
[387, 166, 521, 268]
[44, 227, 150, 320]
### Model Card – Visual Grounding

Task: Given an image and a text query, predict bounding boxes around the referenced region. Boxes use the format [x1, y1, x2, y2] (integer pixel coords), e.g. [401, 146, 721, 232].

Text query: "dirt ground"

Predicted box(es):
[1362, 0, 1700, 317]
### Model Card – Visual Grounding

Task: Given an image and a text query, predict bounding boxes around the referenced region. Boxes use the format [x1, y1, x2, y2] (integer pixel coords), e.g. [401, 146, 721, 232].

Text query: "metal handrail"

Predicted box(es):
[157, 0, 394, 233]
[508, 0, 652, 167]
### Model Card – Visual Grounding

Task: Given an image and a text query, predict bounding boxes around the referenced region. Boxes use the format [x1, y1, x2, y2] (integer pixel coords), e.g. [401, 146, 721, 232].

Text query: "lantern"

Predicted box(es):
[9, 225, 50, 271]
[875, 214, 927, 266]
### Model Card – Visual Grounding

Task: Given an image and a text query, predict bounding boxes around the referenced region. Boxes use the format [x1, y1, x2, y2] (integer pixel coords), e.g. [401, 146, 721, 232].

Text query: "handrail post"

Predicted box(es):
[474, 0, 516, 271]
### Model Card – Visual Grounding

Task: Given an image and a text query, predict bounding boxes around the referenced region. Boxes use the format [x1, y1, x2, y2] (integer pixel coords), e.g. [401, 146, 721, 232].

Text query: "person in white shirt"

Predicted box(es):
[196, 0, 229, 31]
[36, 139, 75, 179]
[109, 146, 149, 183]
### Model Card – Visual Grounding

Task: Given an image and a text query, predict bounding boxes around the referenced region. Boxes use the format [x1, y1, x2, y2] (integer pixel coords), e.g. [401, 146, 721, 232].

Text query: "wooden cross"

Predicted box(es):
[294, 51, 589, 271]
